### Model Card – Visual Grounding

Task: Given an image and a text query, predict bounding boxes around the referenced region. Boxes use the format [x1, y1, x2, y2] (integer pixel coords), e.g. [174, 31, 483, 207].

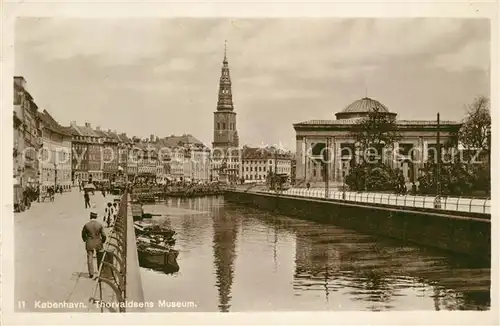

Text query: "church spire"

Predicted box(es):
[217, 41, 234, 111]
[223, 39, 227, 63]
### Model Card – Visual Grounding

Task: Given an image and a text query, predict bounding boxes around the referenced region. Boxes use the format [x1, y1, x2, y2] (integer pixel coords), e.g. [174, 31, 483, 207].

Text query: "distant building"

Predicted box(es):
[293, 97, 462, 187]
[157, 134, 211, 182]
[211, 44, 240, 183]
[13, 77, 42, 188]
[115, 132, 132, 181]
[135, 142, 157, 182]
[68, 121, 103, 183]
[240, 146, 292, 182]
[38, 110, 72, 191]
[94, 128, 119, 181]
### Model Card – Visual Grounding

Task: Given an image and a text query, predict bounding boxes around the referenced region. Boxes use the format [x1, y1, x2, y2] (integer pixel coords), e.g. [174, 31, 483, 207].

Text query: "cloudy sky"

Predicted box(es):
[15, 18, 490, 149]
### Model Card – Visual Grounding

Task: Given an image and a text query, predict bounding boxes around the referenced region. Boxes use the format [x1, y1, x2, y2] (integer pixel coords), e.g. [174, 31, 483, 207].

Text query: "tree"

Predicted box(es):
[459, 96, 491, 156]
[350, 108, 402, 163]
[417, 96, 491, 196]
[459, 96, 491, 195]
[345, 109, 402, 191]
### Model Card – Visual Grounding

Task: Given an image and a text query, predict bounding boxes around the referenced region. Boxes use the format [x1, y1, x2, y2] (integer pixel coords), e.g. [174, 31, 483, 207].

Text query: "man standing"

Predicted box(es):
[84, 191, 90, 208]
[81, 212, 107, 278]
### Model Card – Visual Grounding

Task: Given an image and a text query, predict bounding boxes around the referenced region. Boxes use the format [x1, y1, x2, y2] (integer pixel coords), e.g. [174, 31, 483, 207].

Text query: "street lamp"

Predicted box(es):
[54, 162, 58, 188]
[435, 112, 442, 208]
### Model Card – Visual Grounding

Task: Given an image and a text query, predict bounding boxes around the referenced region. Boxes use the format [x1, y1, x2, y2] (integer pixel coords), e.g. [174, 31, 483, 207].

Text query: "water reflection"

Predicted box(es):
[211, 199, 239, 312]
[140, 197, 490, 312]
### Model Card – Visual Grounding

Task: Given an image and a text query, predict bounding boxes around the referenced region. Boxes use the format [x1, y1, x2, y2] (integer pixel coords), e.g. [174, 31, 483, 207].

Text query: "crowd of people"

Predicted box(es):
[14, 183, 67, 212]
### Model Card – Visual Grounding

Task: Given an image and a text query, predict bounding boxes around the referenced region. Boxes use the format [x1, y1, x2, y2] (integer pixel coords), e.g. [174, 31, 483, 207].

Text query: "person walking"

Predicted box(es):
[104, 202, 112, 228]
[111, 202, 118, 227]
[84, 191, 91, 208]
[81, 212, 107, 278]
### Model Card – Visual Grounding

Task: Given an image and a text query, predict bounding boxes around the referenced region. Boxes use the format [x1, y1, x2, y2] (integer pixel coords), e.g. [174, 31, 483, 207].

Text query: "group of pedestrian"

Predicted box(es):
[103, 202, 118, 228]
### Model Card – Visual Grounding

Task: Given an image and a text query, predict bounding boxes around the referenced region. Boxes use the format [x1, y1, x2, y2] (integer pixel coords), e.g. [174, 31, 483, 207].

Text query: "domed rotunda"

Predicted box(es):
[293, 96, 462, 188]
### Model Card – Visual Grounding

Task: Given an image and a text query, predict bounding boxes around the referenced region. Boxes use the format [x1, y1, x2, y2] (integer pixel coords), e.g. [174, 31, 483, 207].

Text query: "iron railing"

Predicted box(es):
[258, 188, 490, 214]
[88, 191, 128, 312]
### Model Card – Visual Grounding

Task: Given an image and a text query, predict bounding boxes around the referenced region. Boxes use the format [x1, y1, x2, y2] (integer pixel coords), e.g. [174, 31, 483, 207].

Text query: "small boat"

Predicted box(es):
[134, 221, 176, 238]
[136, 239, 179, 273]
[141, 212, 162, 219]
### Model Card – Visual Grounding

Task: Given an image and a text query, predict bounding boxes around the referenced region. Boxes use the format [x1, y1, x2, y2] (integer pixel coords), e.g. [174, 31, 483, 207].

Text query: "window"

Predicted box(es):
[217, 123, 220, 130]
[222, 123, 226, 130]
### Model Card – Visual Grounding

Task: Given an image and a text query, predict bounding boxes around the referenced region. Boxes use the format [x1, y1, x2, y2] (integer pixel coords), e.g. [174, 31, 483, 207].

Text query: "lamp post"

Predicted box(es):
[325, 138, 330, 199]
[54, 162, 58, 188]
[435, 112, 442, 208]
[274, 149, 278, 193]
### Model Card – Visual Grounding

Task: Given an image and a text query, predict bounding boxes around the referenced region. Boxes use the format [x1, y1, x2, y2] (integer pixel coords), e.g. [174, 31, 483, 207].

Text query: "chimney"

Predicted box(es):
[96, 126, 100, 131]
[85, 122, 91, 128]
[108, 129, 111, 132]
[150, 134, 154, 142]
[70, 121, 77, 128]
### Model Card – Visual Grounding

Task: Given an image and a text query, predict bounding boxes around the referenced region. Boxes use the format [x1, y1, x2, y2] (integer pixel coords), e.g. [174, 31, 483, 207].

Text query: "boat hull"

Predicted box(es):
[138, 249, 179, 273]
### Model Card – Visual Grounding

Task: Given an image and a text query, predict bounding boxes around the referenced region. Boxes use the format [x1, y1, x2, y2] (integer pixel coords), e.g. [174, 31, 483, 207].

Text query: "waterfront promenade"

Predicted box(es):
[255, 188, 491, 214]
[14, 189, 118, 312]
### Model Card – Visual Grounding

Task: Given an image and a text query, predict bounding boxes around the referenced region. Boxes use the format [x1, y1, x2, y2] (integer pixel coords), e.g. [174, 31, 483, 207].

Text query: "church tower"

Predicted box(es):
[212, 41, 239, 150]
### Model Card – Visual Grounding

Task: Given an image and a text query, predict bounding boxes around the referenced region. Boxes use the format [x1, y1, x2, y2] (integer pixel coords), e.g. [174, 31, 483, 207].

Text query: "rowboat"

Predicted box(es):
[136, 238, 179, 273]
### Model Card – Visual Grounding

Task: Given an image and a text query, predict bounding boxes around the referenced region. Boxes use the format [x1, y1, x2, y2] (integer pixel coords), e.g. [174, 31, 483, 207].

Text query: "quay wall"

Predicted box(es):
[125, 194, 145, 311]
[224, 191, 491, 261]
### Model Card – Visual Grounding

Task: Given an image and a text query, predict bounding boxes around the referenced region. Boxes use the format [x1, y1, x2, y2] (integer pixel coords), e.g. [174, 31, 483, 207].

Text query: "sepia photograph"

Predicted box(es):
[2, 2, 497, 325]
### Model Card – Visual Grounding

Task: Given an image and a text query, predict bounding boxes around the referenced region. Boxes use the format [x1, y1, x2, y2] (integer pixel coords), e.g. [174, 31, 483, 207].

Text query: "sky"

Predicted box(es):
[15, 18, 490, 150]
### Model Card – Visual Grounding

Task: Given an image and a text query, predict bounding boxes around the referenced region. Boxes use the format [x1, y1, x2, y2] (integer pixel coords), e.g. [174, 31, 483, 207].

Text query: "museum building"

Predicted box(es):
[293, 97, 462, 187]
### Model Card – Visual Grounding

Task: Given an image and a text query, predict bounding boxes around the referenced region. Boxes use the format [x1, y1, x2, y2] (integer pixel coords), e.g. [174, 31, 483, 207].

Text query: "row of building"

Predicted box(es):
[13, 74, 295, 193]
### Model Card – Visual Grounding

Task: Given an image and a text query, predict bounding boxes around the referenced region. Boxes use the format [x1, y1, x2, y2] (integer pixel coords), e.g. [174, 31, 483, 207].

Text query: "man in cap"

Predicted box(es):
[81, 212, 107, 278]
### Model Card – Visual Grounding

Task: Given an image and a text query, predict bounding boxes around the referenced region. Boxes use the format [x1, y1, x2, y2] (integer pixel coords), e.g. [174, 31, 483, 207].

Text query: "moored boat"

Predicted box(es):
[136, 239, 179, 273]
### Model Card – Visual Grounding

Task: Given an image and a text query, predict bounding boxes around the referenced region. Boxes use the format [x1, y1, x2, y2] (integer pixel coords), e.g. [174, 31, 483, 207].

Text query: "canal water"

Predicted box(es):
[140, 196, 490, 312]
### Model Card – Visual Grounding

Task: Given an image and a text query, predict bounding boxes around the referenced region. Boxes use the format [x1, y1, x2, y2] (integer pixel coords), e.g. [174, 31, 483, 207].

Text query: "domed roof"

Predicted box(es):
[342, 97, 390, 113]
[335, 97, 396, 120]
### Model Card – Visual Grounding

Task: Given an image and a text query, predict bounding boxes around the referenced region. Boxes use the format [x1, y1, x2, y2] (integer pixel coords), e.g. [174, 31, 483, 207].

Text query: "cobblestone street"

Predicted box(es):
[14, 188, 118, 312]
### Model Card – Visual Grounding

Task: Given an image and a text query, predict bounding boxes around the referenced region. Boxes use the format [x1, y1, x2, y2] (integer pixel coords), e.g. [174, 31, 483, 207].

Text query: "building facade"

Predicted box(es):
[13, 77, 42, 188]
[211, 44, 240, 182]
[38, 110, 72, 191]
[240, 146, 293, 182]
[69, 122, 103, 184]
[293, 97, 462, 188]
[95, 128, 119, 181]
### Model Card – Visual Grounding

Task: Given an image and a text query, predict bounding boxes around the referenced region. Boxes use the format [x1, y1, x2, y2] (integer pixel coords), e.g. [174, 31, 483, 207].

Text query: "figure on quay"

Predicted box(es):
[84, 191, 91, 208]
[112, 202, 118, 226]
[81, 212, 107, 279]
[104, 202, 113, 228]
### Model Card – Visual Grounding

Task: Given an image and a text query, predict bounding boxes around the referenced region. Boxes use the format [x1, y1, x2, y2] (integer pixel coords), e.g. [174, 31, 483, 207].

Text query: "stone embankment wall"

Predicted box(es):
[224, 191, 490, 261]
[125, 195, 145, 311]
